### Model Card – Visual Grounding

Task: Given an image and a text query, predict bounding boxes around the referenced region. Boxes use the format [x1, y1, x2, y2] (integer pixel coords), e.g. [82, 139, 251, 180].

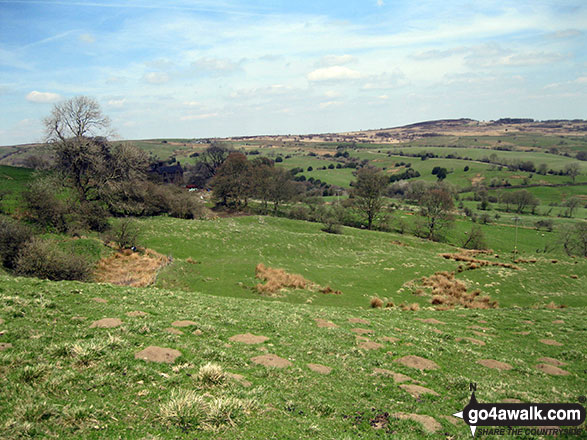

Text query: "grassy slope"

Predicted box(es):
[138, 216, 585, 309]
[0, 274, 585, 439]
[0, 165, 35, 212]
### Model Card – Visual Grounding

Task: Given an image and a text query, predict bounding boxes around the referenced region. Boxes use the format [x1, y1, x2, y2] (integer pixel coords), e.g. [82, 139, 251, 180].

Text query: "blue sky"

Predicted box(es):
[0, 0, 586, 144]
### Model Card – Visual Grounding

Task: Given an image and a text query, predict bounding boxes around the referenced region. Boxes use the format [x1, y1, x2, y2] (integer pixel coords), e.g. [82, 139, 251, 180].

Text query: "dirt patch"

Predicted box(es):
[0, 318, 3, 325]
[552, 320, 565, 324]
[250, 354, 292, 368]
[394, 413, 442, 433]
[415, 271, 498, 310]
[349, 318, 370, 325]
[71, 316, 86, 320]
[477, 359, 512, 370]
[431, 328, 443, 334]
[456, 337, 486, 346]
[373, 368, 412, 383]
[89, 318, 122, 328]
[395, 355, 439, 370]
[370, 412, 390, 430]
[307, 363, 332, 374]
[400, 384, 439, 398]
[502, 398, 523, 403]
[521, 320, 533, 324]
[227, 372, 252, 387]
[229, 333, 269, 344]
[0, 343, 12, 351]
[350, 328, 373, 335]
[315, 318, 338, 328]
[126, 311, 147, 317]
[193, 329, 203, 336]
[254, 263, 313, 295]
[164, 327, 184, 335]
[358, 341, 383, 350]
[513, 331, 531, 335]
[469, 325, 492, 331]
[135, 346, 181, 364]
[382, 336, 399, 343]
[471, 173, 485, 185]
[537, 357, 566, 367]
[414, 318, 446, 325]
[539, 339, 563, 346]
[92, 297, 108, 303]
[535, 363, 570, 376]
[94, 248, 170, 287]
[171, 320, 198, 327]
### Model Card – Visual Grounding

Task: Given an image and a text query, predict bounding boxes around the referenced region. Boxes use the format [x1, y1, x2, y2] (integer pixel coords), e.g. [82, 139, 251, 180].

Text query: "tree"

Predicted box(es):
[512, 190, 539, 214]
[44, 96, 112, 142]
[211, 152, 252, 208]
[267, 167, 297, 213]
[200, 143, 231, 176]
[559, 222, 587, 257]
[563, 196, 581, 218]
[419, 188, 454, 240]
[351, 167, 388, 230]
[564, 163, 580, 183]
[462, 225, 487, 250]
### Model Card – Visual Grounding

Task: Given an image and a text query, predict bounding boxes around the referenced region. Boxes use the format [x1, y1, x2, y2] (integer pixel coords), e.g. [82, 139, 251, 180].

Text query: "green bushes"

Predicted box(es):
[0, 216, 34, 269]
[15, 238, 93, 281]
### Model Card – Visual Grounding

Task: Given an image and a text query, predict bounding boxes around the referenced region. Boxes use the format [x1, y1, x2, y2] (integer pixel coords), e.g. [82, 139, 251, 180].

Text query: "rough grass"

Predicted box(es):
[94, 248, 170, 287]
[417, 271, 498, 310]
[254, 263, 313, 295]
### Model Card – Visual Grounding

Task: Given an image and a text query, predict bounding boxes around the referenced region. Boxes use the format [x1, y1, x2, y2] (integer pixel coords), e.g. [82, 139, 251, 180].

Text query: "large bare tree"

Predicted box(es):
[44, 96, 112, 142]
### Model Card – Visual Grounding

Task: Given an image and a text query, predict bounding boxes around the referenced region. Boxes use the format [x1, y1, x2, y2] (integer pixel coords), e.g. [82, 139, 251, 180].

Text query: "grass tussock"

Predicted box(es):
[319, 285, 342, 295]
[94, 248, 170, 287]
[159, 390, 253, 431]
[419, 271, 498, 310]
[440, 252, 520, 270]
[533, 301, 567, 309]
[196, 363, 226, 386]
[254, 263, 313, 295]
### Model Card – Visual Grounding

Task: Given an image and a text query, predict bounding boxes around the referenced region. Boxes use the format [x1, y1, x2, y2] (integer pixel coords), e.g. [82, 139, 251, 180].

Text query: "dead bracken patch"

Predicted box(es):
[229, 333, 269, 344]
[171, 320, 198, 327]
[440, 251, 520, 270]
[254, 263, 312, 295]
[395, 355, 439, 370]
[534, 364, 570, 376]
[539, 339, 563, 346]
[477, 359, 512, 370]
[307, 363, 332, 374]
[94, 248, 170, 287]
[393, 413, 442, 434]
[400, 384, 439, 398]
[250, 354, 292, 368]
[89, 318, 122, 328]
[135, 346, 181, 364]
[415, 271, 498, 310]
[370, 297, 384, 308]
[319, 285, 342, 295]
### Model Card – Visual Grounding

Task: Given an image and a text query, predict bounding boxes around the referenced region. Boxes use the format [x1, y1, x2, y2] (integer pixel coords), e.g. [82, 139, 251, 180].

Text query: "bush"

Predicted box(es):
[15, 238, 93, 281]
[22, 179, 68, 232]
[107, 218, 141, 249]
[0, 216, 34, 269]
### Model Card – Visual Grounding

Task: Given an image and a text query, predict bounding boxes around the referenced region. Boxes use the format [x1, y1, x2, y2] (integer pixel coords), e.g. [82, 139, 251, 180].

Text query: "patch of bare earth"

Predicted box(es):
[414, 318, 446, 325]
[372, 368, 412, 383]
[89, 318, 122, 328]
[513, 331, 531, 335]
[94, 248, 170, 287]
[164, 328, 183, 335]
[502, 398, 523, 403]
[415, 271, 498, 310]
[477, 359, 512, 370]
[0, 343, 12, 351]
[315, 318, 338, 328]
[394, 413, 442, 433]
[539, 339, 563, 346]
[227, 372, 252, 387]
[350, 328, 373, 335]
[250, 354, 292, 368]
[171, 320, 198, 327]
[358, 341, 383, 350]
[552, 320, 564, 324]
[395, 355, 439, 370]
[348, 318, 370, 325]
[400, 384, 439, 398]
[537, 357, 566, 367]
[307, 363, 332, 374]
[0, 318, 3, 325]
[126, 311, 147, 317]
[456, 337, 486, 346]
[382, 336, 399, 343]
[92, 297, 108, 303]
[135, 346, 181, 364]
[535, 364, 570, 376]
[229, 333, 269, 344]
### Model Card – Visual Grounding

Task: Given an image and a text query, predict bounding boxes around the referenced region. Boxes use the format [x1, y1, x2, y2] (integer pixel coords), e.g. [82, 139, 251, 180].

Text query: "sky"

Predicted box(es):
[0, 0, 586, 145]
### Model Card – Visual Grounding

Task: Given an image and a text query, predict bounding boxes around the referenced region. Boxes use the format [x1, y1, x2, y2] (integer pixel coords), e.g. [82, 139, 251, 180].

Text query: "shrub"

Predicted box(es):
[15, 238, 93, 281]
[370, 297, 383, 308]
[22, 179, 68, 232]
[0, 216, 34, 269]
[107, 218, 141, 249]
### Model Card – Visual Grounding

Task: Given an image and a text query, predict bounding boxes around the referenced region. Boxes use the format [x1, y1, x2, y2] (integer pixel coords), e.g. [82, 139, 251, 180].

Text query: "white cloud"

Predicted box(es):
[107, 98, 126, 107]
[377, 0, 384, 7]
[144, 72, 170, 84]
[180, 113, 219, 121]
[307, 66, 362, 81]
[319, 101, 342, 108]
[324, 90, 341, 98]
[25, 91, 61, 103]
[575, 76, 587, 84]
[192, 57, 241, 74]
[183, 101, 201, 107]
[79, 33, 95, 44]
[318, 54, 355, 67]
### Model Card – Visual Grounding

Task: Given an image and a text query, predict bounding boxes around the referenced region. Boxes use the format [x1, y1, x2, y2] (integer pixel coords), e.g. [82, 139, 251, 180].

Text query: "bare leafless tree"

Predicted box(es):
[44, 96, 112, 142]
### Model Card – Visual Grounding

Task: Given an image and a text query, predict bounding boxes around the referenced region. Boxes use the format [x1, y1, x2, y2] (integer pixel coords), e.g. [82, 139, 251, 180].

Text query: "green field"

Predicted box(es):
[0, 165, 35, 212]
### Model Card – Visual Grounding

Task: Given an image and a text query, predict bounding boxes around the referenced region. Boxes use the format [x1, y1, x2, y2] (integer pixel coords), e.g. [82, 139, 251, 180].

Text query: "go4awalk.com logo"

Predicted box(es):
[452, 385, 586, 437]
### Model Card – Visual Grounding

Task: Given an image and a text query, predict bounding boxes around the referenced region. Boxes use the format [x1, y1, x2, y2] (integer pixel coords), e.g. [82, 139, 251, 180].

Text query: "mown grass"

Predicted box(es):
[0, 273, 584, 439]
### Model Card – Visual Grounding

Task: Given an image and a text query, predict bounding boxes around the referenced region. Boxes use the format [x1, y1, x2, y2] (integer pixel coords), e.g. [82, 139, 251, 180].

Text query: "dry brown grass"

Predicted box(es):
[254, 263, 312, 295]
[370, 297, 384, 308]
[419, 271, 498, 310]
[94, 249, 170, 287]
[320, 285, 342, 295]
[534, 301, 567, 310]
[440, 252, 520, 270]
